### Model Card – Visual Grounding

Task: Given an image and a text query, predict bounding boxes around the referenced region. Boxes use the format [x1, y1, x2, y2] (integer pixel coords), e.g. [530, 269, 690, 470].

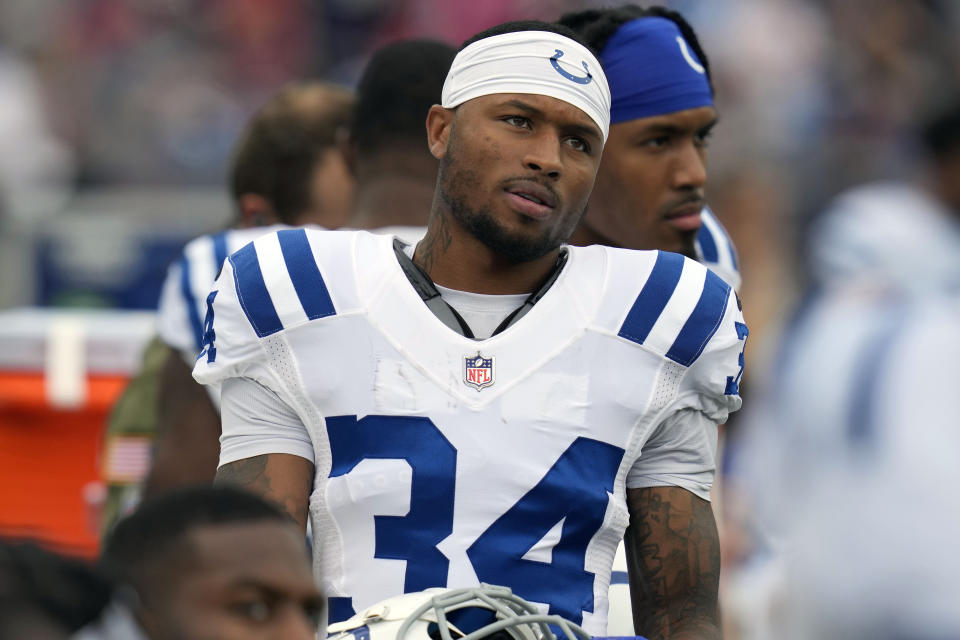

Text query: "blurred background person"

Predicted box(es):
[130, 38, 456, 518]
[343, 38, 455, 238]
[90, 486, 324, 640]
[0, 539, 112, 639]
[105, 81, 354, 526]
[722, 96, 960, 639]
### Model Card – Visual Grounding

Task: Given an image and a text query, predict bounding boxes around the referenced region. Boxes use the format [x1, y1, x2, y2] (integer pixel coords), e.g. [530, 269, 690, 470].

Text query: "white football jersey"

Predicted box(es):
[193, 228, 746, 635]
[695, 206, 741, 292]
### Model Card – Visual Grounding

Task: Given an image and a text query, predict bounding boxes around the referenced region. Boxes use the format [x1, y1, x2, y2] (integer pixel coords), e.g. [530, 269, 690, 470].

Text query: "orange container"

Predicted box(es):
[0, 309, 154, 559]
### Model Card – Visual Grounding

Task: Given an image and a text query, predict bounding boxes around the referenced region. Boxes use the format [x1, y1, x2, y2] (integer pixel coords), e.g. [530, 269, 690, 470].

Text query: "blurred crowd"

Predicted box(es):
[2, 0, 960, 343]
[2, 1, 960, 639]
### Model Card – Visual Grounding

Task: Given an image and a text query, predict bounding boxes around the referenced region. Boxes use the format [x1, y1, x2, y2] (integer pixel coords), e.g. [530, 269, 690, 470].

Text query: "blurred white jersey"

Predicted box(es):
[695, 207, 741, 291]
[193, 228, 747, 635]
[157, 225, 292, 366]
[728, 182, 960, 638]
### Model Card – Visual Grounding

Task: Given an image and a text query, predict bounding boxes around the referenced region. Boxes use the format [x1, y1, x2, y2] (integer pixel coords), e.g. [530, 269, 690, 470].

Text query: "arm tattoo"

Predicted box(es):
[214, 455, 311, 531]
[625, 487, 721, 640]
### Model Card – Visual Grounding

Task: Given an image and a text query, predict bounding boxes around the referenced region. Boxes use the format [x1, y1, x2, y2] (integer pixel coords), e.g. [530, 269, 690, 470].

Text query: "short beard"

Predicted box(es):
[437, 128, 580, 264]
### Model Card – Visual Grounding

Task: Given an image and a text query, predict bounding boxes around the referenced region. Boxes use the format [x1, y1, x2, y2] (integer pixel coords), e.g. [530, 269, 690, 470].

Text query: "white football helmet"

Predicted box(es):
[327, 585, 591, 640]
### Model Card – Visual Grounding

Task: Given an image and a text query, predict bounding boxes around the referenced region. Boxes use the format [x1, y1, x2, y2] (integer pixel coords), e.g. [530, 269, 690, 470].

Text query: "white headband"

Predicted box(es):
[441, 31, 611, 143]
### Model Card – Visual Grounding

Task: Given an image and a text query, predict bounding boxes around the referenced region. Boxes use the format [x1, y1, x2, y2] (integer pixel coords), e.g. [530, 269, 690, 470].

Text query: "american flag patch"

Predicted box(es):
[104, 435, 152, 483]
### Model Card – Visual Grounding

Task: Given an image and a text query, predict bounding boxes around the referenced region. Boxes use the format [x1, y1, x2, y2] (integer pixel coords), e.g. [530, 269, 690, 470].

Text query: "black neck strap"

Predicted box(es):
[392, 237, 568, 340]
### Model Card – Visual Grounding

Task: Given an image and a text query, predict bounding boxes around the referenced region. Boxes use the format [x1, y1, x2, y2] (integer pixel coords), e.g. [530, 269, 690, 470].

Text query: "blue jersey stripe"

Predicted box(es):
[726, 234, 739, 270]
[618, 251, 685, 345]
[277, 229, 336, 320]
[178, 254, 205, 352]
[229, 242, 283, 337]
[212, 231, 229, 278]
[847, 307, 906, 444]
[696, 223, 719, 262]
[610, 570, 629, 585]
[666, 269, 731, 366]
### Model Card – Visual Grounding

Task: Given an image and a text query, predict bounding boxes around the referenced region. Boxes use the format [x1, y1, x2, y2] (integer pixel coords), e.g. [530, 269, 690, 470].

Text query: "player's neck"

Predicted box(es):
[349, 177, 434, 229]
[413, 209, 562, 295]
[567, 222, 618, 248]
[348, 153, 437, 230]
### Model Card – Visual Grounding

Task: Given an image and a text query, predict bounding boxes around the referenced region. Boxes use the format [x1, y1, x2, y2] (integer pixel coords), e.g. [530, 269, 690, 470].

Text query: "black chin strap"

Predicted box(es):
[392, 237, 568, 340]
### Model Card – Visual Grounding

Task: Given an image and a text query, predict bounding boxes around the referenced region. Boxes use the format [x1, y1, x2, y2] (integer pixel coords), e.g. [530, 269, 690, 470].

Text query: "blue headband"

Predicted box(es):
[601, 17, 713, 124]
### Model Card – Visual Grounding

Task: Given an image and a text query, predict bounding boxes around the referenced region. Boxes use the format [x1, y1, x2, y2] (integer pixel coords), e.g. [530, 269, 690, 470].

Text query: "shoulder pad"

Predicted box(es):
[618, 251, 733, 367]
[228, 228, 337, 337]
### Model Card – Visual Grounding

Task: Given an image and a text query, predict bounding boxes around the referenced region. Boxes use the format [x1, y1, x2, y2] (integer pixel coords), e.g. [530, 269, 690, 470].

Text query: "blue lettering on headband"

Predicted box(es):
[600, 16, 714, 124]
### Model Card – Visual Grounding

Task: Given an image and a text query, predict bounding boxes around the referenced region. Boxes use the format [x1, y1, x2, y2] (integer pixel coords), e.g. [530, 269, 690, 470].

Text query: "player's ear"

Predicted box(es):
[426, 105, 454, 160]
[236, 193, 279, 228]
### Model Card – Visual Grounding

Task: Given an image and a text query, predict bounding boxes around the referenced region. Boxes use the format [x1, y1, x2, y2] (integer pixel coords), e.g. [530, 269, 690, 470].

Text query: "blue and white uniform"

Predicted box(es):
[193, 228, 747, 635]
[695, 207, 740, 291]
[726, 182, 960, 638]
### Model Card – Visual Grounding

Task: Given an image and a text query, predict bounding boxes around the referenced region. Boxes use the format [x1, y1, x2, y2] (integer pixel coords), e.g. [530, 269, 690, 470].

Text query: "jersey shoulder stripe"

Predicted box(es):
[618, 250, 684, 345]
[617, 251, 732, 367]
[228, 228, 336, 338]
[230, 240, 284, 337]
[277, 228, 335, 321]
[665, 268, 731, 366]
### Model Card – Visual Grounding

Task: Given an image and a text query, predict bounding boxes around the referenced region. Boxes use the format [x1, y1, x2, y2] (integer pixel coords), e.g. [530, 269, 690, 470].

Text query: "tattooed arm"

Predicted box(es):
[625, 486, 721, 640]
[215, 454, 314, 532]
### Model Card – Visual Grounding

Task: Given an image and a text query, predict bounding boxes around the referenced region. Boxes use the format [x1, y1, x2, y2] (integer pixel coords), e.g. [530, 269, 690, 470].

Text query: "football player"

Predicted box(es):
[198, 20, 746, 637]
[560, 5, 740, 291]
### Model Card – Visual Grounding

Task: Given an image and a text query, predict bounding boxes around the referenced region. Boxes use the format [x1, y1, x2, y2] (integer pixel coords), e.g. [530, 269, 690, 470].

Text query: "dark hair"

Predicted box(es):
[459, 20, 596, 55]
[920, 95, 960, 159]
[353, 39, 456, 160]
[229, 82, 354, 224]
[0, 540, 112, 633]
[558, 5, 713, 91]
[100, 486, 290, 593]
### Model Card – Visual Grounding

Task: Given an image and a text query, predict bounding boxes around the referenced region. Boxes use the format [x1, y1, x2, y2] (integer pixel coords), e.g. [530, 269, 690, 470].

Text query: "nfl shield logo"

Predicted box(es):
[464, 352, 495, 391]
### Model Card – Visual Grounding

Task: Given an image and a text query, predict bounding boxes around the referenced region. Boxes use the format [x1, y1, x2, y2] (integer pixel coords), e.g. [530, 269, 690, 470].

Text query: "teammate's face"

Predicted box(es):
[429, 93, 603, 263]
[149, 521, 324, 640]
[578, 106, 717, 257]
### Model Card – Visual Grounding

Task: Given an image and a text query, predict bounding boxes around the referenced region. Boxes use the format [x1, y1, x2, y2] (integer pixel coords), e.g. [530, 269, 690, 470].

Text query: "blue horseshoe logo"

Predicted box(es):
[550, 49, 593, 85]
